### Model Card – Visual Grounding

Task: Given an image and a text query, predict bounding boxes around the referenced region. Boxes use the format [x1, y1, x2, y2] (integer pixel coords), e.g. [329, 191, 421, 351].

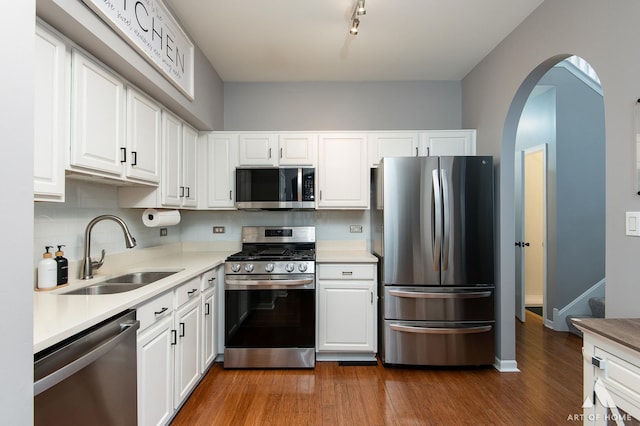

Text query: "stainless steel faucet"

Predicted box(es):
[81, 215, 137, 280]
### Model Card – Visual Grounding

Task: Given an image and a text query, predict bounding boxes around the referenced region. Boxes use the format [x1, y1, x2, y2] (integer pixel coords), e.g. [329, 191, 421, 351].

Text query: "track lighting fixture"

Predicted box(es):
[349, 0, 366, 35]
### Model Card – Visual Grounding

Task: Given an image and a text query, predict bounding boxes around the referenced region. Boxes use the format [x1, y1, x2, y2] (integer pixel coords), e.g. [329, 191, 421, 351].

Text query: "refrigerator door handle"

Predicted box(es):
[388, 290, 492, 299]
[441, 168, 450, 271]
[389, 324, 492, 335]
[432, 169, 442, 270]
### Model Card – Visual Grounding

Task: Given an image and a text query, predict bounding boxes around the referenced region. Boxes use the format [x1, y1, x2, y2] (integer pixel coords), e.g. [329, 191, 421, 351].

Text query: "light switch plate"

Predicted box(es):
[350, 225, 363, 233]
[625, 212, 640, 236]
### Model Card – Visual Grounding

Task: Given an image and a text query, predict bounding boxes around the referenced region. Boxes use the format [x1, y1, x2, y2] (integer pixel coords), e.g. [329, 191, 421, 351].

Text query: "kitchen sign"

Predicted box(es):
[82, 0, 195, 100]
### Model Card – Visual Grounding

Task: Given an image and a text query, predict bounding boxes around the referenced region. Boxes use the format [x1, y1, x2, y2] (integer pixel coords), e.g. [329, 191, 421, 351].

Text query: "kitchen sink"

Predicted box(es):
[62, 270, 182, 295]
[104, 271, 179, 284]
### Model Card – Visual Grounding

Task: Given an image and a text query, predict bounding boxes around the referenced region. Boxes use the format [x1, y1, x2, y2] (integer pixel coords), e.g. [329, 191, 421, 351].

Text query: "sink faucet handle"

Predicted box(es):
[91, 249, 106, 271]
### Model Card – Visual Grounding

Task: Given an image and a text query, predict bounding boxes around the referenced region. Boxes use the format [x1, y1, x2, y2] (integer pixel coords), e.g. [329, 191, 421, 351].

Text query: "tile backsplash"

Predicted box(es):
[34, 180, 370, 273]
[33, 180, 181, 267]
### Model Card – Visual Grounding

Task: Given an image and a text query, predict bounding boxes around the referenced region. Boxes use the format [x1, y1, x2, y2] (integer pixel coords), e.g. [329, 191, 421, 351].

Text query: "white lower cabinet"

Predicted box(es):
[201, 268, 218, 372]
[317, 263, 377, 358]
[173, 296, 201, 408]
[580, 325, 640, 425]
[137, 270, 218, 426]
[137, 315, 174, 426]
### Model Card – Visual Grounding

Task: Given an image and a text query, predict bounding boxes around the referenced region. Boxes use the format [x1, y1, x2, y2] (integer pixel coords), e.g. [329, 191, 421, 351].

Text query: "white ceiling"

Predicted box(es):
[164, 0, 543, 83]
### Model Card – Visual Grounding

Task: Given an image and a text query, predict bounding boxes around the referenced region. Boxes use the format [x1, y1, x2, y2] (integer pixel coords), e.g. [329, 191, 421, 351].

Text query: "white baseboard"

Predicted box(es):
[552, 278, 605, 331]
[494, 357, 519, 372]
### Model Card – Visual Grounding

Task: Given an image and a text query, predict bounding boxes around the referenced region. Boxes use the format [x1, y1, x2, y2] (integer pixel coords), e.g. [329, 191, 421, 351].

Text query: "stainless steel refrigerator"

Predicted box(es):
[372, 156, 495, 366]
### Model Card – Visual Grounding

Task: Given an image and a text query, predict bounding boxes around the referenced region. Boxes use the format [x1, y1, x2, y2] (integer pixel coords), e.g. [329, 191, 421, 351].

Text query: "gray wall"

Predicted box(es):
[542, 67, 605, 313]
[462, 0, 637, 365]
[2, 3, 35, 423]
[36, 0, 224, 130]
[516, 67, 606, 322]
[224, 81, 461, 130]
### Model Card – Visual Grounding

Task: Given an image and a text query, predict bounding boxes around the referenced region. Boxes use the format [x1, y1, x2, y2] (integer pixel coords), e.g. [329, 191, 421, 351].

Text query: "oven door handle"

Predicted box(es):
[225, 278, 315, 289]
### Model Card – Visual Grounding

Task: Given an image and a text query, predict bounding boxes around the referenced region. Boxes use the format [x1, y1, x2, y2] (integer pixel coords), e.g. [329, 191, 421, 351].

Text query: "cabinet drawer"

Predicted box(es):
[318, 264, 375, 280]
[595, 347, 640, 419]
[137, 291, 173, 331]
[201, 268, 218, 291]
[175, 277, 201, 308]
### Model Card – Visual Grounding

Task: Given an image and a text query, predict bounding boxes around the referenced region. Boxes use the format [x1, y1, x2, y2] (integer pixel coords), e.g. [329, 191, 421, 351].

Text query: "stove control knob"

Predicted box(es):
[265, 263, 275, 273]
[285, 263, 295, 273]
[244, 263, 254, 272]
[231, 264, 241, 273]
[298, 263, 308, 272]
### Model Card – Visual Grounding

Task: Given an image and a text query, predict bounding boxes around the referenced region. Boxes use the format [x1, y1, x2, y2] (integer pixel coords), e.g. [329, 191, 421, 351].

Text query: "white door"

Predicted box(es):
[174, 298, 201, 408]
[518, 145, 547, 321]
[238, 134, 277, 166]
[206, 134, 238, 209]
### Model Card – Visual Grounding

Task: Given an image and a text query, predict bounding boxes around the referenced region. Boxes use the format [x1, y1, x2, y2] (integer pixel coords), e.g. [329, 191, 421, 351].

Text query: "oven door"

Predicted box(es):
[224, 275, 316, 368]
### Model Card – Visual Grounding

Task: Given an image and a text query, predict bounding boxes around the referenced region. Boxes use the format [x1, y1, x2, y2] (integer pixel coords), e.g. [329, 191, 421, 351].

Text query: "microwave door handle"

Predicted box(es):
[297, 168, 303, 202]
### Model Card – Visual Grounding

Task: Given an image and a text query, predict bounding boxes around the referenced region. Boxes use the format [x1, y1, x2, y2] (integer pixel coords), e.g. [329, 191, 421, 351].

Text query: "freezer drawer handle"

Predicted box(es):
[34, 319, 140, 396]
[388, 290, 492, 299]
[389, 324, 492, 335]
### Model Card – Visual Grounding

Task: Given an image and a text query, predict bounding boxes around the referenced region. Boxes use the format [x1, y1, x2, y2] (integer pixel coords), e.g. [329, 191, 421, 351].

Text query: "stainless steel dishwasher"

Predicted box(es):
[34, 310, 140, 426]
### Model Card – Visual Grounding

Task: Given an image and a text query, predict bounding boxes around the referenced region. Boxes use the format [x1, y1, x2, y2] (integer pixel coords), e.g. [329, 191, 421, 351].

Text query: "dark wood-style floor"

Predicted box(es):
[171, 311, 583, 425]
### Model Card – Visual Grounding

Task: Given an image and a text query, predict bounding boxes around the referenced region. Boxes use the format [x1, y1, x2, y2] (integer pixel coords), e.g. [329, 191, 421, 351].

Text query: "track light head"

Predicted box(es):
[356, 0, 366, 15]
[350, 18, 360, 35]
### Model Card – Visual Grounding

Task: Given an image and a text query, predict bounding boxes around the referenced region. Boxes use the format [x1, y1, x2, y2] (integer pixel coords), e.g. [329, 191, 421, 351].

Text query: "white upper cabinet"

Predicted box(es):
[238, 134, 277, 166]
[34, 24, 67, 202]
[368, 132, 420, 167]
[161, 111, 183, 206]
[278, 133, 317, 166]
[201, 133, 238, 209]
[69, 49, 126, 176]
[162, 111, 197, 207]
[317, 133, 369, 209]
[126, 88, 161, 183]
[182, 124, 198, 207]
[238, 133, 316, 166]
[423, 130, 476, 156]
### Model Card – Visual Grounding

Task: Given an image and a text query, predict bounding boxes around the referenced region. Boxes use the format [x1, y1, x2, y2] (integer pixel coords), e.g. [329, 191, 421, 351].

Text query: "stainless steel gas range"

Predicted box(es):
[224, 226, 316, 369]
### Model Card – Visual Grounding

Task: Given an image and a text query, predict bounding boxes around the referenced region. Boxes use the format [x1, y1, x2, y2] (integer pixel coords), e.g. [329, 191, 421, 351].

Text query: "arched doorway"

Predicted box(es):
[507, 56, 606, 332]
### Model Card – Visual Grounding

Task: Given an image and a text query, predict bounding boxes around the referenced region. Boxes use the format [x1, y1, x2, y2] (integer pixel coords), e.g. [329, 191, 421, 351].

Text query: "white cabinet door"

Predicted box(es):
[278, 133, 316, 166]
[34, 25, 67, 202]
[317, 133, 369, 209]
[204, 133, 238, 209]
[126, 88, 161, 183]
[137, 315, 174, 426]
[174, 297, 201, 408]
[318, 281, 376, 352]
[201, 286, 216, 372]
[70, 49, 125, 175]
[423, 130, 476, 156]
[182, 124, 198, 207]
[368, 132, 420, 167]
[161, 111, 183, 207]
[239, 134, 277, 166]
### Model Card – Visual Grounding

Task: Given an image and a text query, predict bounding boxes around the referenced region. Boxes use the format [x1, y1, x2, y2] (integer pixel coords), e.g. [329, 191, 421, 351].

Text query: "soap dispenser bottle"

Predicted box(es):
[38, 246, 57, 289]
[54, 245, 68, 285]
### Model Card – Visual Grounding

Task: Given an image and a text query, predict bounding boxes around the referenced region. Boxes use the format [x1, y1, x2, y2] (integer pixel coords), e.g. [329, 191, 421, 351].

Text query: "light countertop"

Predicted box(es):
[316, 240, 378, 263]
[34, 241, 377, 353]
[34, 246, 230, 353]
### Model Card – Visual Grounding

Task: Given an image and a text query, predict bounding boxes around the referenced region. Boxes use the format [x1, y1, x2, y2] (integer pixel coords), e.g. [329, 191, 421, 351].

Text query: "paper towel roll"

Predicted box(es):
[142, 209, 181, 227]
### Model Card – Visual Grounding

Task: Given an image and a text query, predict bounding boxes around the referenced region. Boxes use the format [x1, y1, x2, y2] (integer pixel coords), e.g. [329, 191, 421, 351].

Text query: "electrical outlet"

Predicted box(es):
[350, 225, 363, 233]
[213, 226, 226, 234]
[160, 228, 168, 237]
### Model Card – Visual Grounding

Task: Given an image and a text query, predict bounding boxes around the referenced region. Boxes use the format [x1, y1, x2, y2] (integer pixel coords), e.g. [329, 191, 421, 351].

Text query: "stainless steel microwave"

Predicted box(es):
[235, 167, 315, 209]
